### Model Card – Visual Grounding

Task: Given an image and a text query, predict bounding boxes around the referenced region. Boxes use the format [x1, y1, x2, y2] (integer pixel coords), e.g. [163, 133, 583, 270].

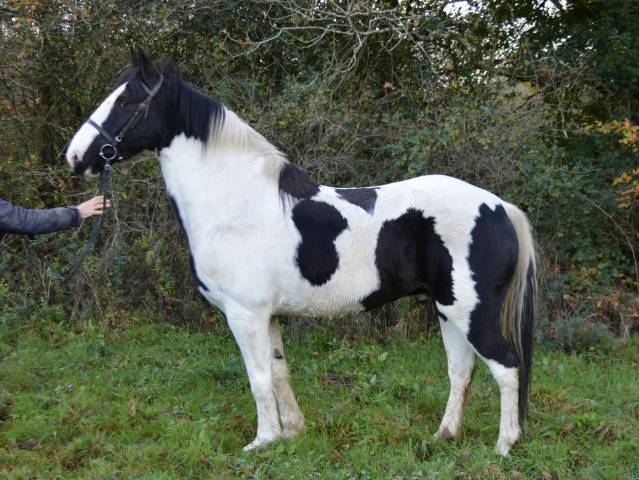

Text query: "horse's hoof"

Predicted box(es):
[243, 435, 278, 452]
[434, 426, 457, 441]
[243, 439, 264, 452]
[495, 426, 520, 456]
[283, 427, 303, 438]
[282, 414, 305, 438]
[495, 439, 514, 457]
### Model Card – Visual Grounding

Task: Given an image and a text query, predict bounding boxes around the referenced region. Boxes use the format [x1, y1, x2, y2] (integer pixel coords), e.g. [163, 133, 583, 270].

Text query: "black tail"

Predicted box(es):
[519, 261, 535, 423]
[502, 204, 537, 426]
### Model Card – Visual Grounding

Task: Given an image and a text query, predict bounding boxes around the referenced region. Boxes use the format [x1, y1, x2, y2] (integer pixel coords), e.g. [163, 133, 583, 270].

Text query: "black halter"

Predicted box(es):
[87, 74, 164, 167]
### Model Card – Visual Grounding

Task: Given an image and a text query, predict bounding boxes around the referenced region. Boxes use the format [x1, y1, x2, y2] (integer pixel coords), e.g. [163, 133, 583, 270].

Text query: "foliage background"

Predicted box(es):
[1, 0, 638, 348]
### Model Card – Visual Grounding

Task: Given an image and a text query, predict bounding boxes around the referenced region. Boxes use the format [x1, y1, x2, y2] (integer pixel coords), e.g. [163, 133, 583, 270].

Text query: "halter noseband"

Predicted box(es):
[87, 74, 164, 167]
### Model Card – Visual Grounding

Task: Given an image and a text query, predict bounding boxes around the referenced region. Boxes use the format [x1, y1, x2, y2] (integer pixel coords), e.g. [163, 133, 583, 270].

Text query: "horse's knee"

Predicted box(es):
[250, 375, 271, 394]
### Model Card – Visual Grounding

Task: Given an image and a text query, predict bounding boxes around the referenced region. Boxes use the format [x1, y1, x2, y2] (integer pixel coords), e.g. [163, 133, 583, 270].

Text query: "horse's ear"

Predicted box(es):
[135, 48, 160, 85]
[130, 46, 139, 66]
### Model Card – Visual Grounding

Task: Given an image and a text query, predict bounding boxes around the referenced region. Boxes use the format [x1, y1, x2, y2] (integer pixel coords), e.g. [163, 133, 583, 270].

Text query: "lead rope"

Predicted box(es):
[27, 158, 112, 282]
[54, 158, 112, 281]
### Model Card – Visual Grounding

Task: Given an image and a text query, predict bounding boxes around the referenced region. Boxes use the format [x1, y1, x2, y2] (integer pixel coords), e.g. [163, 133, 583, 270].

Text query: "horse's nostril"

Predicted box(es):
[72, 153, 79, 165]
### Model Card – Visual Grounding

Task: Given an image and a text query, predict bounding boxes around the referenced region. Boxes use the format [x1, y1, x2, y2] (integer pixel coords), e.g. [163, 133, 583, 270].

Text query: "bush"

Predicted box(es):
[1, 1, 637, 347]
[537, 315, 617, 353]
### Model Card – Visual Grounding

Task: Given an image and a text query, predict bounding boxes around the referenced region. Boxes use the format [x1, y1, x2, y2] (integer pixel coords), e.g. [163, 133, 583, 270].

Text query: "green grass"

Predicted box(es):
[1, 317, 638, 479]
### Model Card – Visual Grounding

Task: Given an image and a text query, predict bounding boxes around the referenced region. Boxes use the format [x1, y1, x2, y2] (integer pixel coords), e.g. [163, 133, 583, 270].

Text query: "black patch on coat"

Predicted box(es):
[466, 203, 519, 367]
[335, 187, 378, 214]
[292, 200, 348, 286]
[361, 209, 455, 309]
[273, 348, 284, 360]
[279, 164, 320, 200]
[168, 196, 209, 292]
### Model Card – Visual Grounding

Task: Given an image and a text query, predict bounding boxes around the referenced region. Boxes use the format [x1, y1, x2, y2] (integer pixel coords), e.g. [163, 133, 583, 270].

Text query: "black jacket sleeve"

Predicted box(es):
[0, 199, 82, 236]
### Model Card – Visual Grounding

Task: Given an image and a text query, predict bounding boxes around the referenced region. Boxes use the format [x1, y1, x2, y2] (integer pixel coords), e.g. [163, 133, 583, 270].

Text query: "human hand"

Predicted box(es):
[76, 195, 111, 219]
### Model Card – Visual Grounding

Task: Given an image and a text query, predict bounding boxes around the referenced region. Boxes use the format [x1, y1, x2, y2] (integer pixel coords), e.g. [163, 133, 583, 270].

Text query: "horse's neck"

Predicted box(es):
[158, 134, 282, 245]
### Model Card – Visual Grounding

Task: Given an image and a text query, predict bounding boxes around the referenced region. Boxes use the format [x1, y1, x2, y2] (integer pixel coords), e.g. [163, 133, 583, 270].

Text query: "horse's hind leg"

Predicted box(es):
[269, 318, 305, 437]
[470, 328, 520, 456]
[467, 310, 520, 456]
[484, 355, 520, 456]
[226, 307, 282, 451]
[435, 317, 476, 440]
[437, 306, 520, 456]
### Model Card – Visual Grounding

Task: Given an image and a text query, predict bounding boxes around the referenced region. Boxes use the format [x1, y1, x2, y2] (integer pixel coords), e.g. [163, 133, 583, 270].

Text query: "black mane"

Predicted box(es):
[169, 75, 224, 145]
[117, 61, 225, 146]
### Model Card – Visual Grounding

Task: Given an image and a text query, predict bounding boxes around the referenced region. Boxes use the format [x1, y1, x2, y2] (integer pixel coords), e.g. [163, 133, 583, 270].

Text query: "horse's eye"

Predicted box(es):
[117, 98, 130, 108]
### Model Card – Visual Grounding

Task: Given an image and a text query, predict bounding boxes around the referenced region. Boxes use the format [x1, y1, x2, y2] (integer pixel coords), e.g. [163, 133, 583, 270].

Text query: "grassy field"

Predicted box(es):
[0, 316, 638, 479]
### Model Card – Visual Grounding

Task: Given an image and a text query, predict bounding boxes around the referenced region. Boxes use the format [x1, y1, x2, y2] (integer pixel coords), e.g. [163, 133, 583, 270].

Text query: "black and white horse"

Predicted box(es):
[66, 50, 536, 456]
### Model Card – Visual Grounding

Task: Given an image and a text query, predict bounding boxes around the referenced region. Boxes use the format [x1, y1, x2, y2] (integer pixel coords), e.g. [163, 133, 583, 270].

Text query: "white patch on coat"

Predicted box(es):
[66, 83, 128, 169]
[158, 130, 286, 313]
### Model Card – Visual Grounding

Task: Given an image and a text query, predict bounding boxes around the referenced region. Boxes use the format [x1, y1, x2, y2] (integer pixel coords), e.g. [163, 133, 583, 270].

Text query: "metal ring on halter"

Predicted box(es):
[99, 143, 118, 161]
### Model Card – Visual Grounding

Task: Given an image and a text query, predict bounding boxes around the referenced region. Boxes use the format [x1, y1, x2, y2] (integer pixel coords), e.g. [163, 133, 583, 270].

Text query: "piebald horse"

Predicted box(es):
[67, 50, 536, 456]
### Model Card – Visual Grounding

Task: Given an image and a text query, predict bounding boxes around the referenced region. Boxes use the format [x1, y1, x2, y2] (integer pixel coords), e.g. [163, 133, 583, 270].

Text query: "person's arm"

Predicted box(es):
[0, 199, 81, 236]
[0, 196, 109, 236]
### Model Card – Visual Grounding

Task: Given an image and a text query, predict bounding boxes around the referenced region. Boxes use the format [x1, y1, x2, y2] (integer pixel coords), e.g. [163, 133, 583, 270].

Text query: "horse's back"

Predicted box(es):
[374, 174, 503, 217]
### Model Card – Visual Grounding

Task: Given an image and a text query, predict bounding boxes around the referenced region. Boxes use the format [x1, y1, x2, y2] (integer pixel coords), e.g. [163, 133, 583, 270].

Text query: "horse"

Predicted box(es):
[66, 49, 536, 456]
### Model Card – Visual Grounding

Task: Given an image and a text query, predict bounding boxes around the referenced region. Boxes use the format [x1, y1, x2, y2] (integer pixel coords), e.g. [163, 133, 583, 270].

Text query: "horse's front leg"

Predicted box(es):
[226, 306, 282, 451]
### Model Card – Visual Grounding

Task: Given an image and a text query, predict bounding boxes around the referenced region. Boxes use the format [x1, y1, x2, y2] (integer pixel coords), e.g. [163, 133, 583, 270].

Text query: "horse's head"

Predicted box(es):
[67, 49, 170, 176]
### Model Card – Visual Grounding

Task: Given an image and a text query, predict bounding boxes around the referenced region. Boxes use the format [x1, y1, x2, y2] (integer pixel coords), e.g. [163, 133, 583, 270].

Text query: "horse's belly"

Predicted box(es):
[274, 287, 367, 318]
